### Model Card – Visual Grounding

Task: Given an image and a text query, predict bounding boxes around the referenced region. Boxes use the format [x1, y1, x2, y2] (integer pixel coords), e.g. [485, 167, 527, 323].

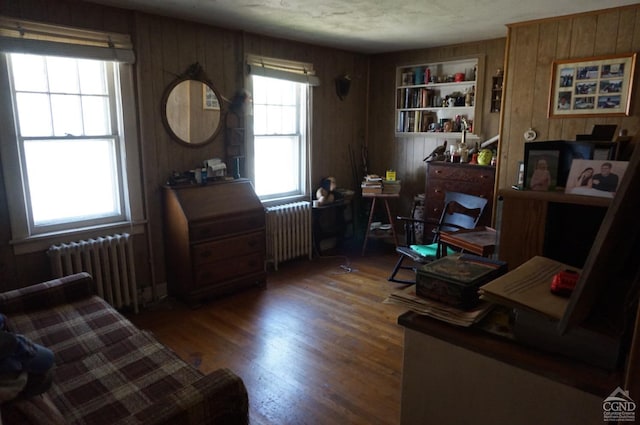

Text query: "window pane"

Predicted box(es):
[10, 54, 47, 92]
[253, 104, 268, 134]
[254, 135, 299, 196]
[253, 77, 267, 103]
[279, 106, 297, 134]
[51, 95, 83, 136]
[47, 57, 79, 94]
[78, 60, 107, 95]
[82, 96, 111, 135]
[24, 139, 120, 225]
[16, 93, 52, 137]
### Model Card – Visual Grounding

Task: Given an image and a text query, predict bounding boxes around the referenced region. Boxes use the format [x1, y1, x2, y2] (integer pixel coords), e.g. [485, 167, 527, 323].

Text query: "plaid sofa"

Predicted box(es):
[0, 273, 249, 425]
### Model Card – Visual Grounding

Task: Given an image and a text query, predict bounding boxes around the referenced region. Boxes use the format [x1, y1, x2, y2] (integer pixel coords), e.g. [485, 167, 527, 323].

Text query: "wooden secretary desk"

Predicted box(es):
[163, 179, 266, 305]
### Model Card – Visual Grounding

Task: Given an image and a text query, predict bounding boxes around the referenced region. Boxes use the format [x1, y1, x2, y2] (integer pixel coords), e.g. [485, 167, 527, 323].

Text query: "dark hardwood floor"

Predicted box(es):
[129, 241, 414, 425]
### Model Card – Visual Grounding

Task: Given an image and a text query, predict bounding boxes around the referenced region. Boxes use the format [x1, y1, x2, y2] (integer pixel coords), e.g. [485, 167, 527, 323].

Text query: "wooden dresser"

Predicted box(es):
[424, 162, 496, 239]
[163, 180, 266, 305]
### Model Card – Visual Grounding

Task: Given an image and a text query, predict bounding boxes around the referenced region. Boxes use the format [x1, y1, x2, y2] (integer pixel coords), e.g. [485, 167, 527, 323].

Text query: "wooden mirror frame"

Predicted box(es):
[161, 62, 223, 147]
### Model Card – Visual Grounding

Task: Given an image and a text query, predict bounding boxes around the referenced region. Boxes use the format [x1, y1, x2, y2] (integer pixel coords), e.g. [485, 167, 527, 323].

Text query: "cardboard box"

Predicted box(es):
[417, 254, 507, 309]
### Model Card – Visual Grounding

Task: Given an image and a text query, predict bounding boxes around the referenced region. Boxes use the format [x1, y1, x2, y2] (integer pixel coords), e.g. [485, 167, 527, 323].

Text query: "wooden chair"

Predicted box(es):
[388, 191, 489, 284]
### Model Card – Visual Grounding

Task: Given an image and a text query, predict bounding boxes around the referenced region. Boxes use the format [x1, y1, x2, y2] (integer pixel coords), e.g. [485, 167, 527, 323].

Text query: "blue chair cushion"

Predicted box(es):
[409, 243, 455, 258]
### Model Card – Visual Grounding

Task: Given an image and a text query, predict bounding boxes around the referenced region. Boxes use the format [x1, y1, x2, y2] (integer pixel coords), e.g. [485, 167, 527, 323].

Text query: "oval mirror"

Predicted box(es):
[161, 63, 223, 146]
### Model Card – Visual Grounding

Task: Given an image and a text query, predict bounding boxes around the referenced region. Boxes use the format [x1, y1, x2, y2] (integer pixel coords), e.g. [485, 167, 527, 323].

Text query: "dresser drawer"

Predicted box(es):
[192, 231, 264, 265]
[428, 164, 495, 183]
[425, 179, 493, 202]
[194, 252, 264, 286]
[190, 211, 265, 242]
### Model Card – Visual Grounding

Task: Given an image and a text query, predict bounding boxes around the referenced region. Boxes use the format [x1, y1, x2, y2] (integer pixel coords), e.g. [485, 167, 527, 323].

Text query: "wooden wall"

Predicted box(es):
[498, 5, 640, 189]
[367, 39, 506, 214]
[0, 0, 368, 292]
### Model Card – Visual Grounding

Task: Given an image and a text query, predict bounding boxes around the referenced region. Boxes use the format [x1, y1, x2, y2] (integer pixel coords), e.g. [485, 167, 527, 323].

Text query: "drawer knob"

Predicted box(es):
[435, 170, 443, 174]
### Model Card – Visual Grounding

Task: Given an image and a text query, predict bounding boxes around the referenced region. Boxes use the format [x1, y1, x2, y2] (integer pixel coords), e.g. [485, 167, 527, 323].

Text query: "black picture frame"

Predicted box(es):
[524, 141, 595, 190]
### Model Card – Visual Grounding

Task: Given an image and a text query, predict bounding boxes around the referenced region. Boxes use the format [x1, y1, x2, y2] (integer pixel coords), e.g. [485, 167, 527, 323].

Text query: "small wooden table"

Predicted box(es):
[439, 226, 497, 257]
[361, 192, 399, 256]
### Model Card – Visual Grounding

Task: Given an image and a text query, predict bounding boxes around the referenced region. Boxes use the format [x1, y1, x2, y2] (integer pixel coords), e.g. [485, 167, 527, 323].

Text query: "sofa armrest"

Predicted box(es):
[135, 368, 249, 425]
[0, 273, 95, 315]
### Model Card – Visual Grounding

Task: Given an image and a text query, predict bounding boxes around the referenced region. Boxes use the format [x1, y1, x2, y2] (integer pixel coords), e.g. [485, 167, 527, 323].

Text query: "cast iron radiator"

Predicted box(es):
[265, 201, 312, 270]
[47, 233, 138, 312]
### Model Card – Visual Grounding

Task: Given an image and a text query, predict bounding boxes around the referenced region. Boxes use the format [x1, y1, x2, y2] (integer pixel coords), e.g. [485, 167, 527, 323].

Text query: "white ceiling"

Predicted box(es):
[85, 0, 639, 53]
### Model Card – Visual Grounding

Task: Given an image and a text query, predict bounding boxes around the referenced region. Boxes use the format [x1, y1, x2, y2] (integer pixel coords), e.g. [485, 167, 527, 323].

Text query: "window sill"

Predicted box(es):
[10, 221, 147, 255]
[261, 195, 310, 208]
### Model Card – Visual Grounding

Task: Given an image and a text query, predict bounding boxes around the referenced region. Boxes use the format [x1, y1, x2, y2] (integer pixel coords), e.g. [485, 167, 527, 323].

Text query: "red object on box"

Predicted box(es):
[550, 270, 579, 297]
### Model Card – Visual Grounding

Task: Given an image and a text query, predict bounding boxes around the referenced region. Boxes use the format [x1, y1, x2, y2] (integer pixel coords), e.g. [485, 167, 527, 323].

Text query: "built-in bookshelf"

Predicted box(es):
[396, 57, 481, 139]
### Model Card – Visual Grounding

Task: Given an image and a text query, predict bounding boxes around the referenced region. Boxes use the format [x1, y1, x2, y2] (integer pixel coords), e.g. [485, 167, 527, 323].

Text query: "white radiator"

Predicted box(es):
[266, 201, 312, 270]
[47, 233, 138, 313]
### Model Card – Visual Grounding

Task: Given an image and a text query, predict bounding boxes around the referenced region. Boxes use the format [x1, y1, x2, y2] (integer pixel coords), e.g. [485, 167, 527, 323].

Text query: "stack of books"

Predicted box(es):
[382, 179, 401, 194]
[361, 174, 383, 194]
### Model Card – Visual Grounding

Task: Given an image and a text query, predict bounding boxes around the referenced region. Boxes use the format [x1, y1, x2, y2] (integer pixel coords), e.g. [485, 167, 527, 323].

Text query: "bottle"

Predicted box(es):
[459, 131, 469, 162]
[200, 167, 207, 185]
[424, 67, 431, 85]
[450, 142, 460, 163]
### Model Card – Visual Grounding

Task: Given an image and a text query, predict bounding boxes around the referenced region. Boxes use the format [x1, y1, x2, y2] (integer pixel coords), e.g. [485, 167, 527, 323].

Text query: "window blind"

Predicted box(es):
[0, 16, 135, 63]
[247, 54, 319, 86]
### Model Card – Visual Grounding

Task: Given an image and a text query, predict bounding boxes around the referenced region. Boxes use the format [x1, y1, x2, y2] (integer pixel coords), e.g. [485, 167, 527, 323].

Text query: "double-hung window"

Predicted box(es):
[0, 18, 143, 253]
[8, 54, 124, 231]
[247, 56, 319, 202]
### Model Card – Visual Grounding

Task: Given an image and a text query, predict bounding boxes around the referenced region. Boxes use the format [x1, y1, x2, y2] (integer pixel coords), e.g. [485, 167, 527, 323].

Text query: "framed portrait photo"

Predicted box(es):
[524, 148, 560, 192]
[548, 53, 636, 118]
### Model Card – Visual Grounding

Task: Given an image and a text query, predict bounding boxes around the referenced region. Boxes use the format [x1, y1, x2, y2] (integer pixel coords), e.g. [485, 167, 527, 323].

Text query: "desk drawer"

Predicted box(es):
[194, 252, 264, 286]
[190, 211, 265, 241]
[192, 231, 265, 265]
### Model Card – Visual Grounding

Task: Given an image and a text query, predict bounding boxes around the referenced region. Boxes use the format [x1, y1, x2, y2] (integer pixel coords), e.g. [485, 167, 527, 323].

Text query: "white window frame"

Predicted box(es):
[0, 19, 144, 254]
[246, 55, 318, 205]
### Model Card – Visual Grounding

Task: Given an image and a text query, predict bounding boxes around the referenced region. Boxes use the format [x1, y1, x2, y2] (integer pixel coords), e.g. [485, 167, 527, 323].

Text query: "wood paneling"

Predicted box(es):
[498, 5, 640, 189]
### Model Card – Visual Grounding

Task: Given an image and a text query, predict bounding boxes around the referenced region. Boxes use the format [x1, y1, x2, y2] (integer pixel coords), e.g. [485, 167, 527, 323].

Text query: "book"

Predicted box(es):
[365, 174, 382, 182]
[439, 226, 497, 257]
[478, 256, 580, 320]
[382, 179, 401, 194]
[361, 185, 382, 194]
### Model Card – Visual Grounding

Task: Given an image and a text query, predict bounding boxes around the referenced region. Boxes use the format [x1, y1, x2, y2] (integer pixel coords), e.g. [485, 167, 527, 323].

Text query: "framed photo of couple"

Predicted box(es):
[565, 159, 629, 198]
[548, 53, 636, 117]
